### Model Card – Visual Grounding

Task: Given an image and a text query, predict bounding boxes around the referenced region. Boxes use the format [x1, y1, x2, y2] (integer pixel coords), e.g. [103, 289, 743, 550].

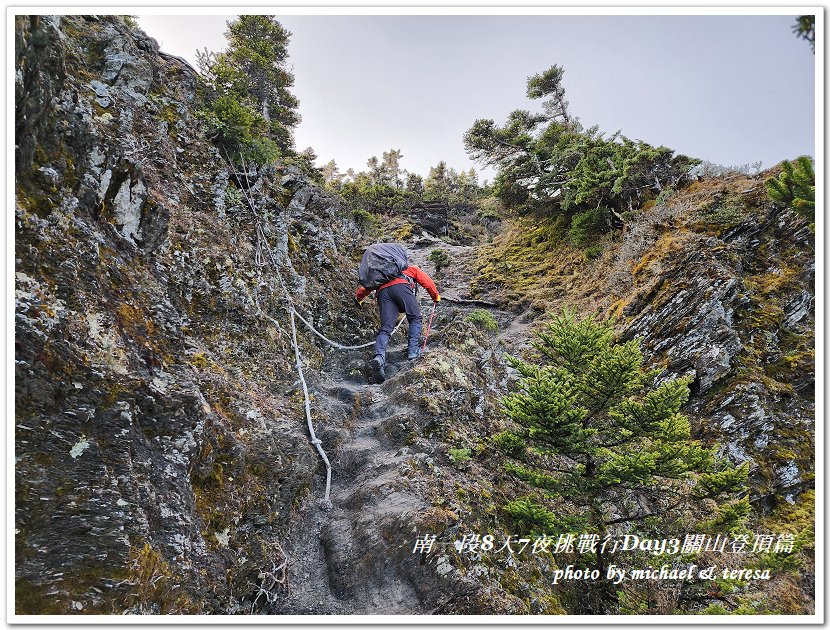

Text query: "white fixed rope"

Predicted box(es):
[227, 159, 406, 505]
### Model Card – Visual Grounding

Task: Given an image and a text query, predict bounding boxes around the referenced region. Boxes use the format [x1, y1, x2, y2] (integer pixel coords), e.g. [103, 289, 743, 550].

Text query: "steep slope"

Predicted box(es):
[15, 14, 526, 616]
[14, 15, 410, 614]
[470, 174, 816, 613]
[268, 241, 534, 614]
[474, 176, 815, 505]
[14, 14, 815, 618]
[16, 15, 323, 613]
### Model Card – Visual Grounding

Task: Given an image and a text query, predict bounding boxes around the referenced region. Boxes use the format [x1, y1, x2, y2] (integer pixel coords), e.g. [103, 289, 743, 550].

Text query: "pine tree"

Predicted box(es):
[792, 15, 815, 53]
[197, 15, 300, 165]
[425, 160, 461, 201]
[366, 156, 384, 186]
[405, 172, 424, 194]
[455, 168, 481, 203]
[494, 311, 749, 604]
[464, 65, 697, 224]
[526, 64, 571, 123]
[221, 16, 300, 145]
[296, 147, 322, 183]
[425, 160, 449, 198]
[765, 156, 815, 229]
[381, 149, 404, 189]
[321, 159, 341, 188]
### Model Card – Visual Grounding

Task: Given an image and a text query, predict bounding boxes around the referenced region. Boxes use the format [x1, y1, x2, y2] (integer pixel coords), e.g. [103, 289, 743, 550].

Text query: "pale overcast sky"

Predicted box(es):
[137, 13, 815, 181]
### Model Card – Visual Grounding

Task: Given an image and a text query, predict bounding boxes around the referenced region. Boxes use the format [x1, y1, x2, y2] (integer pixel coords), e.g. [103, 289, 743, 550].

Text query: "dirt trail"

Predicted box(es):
[271, 240, 522, 614]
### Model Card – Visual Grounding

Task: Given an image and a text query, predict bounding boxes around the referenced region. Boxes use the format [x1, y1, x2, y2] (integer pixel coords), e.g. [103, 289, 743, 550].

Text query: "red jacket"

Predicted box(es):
[355, 265, 440, 302]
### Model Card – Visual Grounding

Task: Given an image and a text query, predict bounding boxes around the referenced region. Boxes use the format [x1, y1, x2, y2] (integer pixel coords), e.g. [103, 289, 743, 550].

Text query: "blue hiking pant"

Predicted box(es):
[374, 283, 422, 363]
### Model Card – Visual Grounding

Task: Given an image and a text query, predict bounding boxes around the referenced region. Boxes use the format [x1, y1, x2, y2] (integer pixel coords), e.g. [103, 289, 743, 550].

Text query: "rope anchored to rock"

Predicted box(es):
[292, 306, 404, 351]
[288, 304, 404, 507]
[226, 154, 404, 507]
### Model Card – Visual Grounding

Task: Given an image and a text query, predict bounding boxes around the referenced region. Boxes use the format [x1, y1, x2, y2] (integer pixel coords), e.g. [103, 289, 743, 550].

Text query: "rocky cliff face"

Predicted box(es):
[15, 14, 527, 616]
[617, 182, 814, 508]
[15, 15, 814, 617]
[615, 184, 815, 612]
[16, 15, 359, 613]
[472, 175, 815, 612]
[474, 175, 815, 508]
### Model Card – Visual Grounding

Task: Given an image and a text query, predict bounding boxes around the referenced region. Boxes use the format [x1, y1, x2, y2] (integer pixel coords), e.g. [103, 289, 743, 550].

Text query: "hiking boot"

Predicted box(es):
[407, 321, 422, 360]
[369, 356, 386, 384]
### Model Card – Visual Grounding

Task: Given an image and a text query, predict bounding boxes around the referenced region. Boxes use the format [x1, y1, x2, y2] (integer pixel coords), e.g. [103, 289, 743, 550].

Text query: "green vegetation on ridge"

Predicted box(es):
[494, 311, 749, 564]
[324, 153, 488, 215]
[464, 65, 699, 249]
[765, 156, 815, 230]
[196, 16, 312, 172]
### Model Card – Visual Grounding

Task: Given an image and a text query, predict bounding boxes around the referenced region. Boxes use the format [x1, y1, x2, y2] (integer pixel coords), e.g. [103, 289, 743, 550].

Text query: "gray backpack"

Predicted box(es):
[358, 243, 410, 291]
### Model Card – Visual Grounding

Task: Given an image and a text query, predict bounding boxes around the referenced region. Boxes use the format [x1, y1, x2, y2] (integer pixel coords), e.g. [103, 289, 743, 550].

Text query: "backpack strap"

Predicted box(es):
[401, 271, 417, 295]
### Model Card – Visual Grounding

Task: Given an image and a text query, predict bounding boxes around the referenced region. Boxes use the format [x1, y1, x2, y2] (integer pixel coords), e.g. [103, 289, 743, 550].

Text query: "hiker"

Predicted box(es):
[355, 243, 440, 384]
